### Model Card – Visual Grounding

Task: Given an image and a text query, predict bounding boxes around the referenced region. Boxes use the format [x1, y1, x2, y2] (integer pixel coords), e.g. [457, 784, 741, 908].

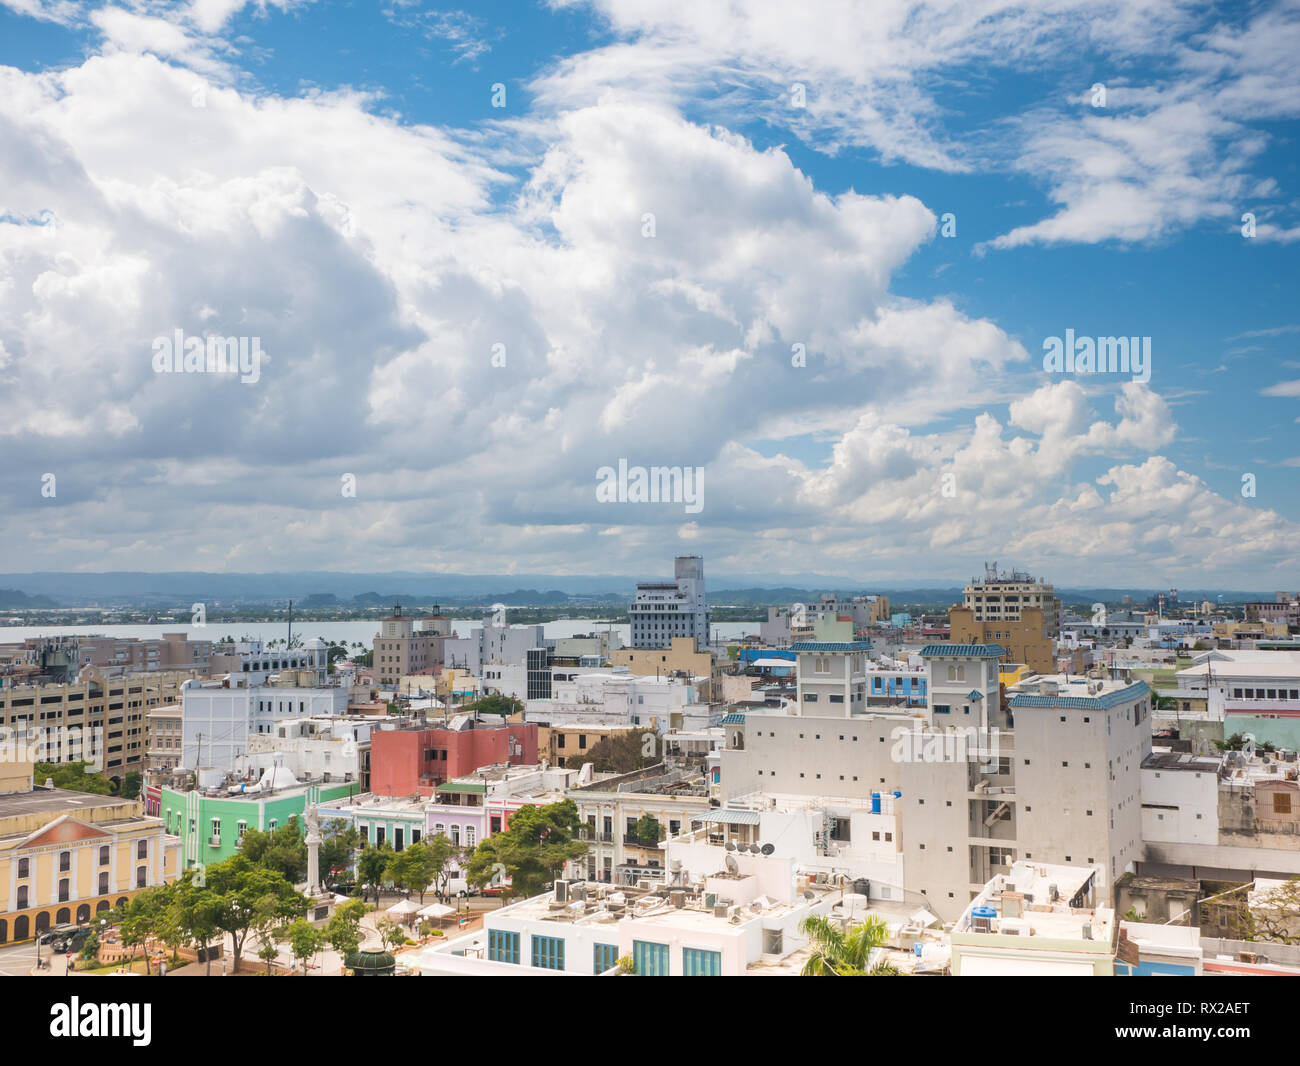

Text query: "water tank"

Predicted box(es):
[971, 905, 997, 919]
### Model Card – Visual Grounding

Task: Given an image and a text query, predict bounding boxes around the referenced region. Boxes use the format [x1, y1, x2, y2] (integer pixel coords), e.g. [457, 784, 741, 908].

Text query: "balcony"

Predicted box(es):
[208, 835, 222, 847]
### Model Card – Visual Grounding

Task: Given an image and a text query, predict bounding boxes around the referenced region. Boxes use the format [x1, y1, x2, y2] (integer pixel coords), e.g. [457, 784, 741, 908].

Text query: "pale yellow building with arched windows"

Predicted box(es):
[0, 760, 180, 944]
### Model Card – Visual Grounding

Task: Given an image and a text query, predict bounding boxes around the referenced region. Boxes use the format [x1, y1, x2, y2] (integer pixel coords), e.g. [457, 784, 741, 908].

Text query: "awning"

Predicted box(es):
[699, 809, 761, 826]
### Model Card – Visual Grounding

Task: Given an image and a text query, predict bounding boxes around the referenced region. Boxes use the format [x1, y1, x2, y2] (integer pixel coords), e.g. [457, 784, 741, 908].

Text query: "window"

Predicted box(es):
[531, 935, 565, 970]
[137, 839, 148, 859]
[99, 872, 109, 895]
[466, 826, 476, 848]
[594, 942, 619, 973]
[632, 940, 669, 976]
[683, 947, 722, 976]
[451, 826, 460, 845]
[1275, 793, 1293, 815]
[59, 878, 70, 902]
[16, 885, 28, 909]
[136, 866, 147, 888]
[59, 851, 71, 872]
[99, 845, 110, 865]
[488, 929, 520, 964]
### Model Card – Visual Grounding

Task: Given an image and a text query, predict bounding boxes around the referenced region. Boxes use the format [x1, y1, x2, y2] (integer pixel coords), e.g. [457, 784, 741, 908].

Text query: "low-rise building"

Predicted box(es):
[410, 851, 844, 976]
[0, 759, 180, 945]
[950, 861, 1115, 976]
[566, 763, 712, 885]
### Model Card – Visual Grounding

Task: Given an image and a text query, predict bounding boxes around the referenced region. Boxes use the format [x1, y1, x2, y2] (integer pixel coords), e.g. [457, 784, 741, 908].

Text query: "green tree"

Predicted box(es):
[464, 799, 589, 900]
[172, 869, 224, 975]
[118, 885, 172, 975]
[286, 919, 324, 975]
[238, 816, 308, 883]
[325, 899, 368, 959]
[320, 819, 360, 889]
[798, 914, 899, 976]
[357, 841, 394, 905]
[204, 854, 310, 974]
[33, 760, 113, 795]
[388, 841, 440, 903]
[631, 814, 662, 846]
[422, 833, 461, 900]
[580, 731, 658, 774]
[120, 771, 143, 800]
[466, 693, 523, 718]
[375, 916, 407, 952]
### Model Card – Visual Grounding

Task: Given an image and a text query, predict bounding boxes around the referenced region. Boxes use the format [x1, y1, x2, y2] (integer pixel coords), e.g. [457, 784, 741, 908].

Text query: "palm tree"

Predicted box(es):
[798, 914, 900, 975]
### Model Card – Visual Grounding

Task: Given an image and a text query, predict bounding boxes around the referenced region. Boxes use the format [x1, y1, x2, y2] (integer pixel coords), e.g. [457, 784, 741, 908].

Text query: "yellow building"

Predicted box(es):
[609, 637, 722, 700]
[0, 760, 180, 944]
[950, 606, 1056, 676]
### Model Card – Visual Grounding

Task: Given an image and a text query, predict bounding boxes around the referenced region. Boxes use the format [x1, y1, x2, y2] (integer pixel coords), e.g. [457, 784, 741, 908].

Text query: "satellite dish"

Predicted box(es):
[724, 841, 736, 851]
[804, 890, 815, 900]
[724, 853, 740, 874]
[760, 843, 775, 856]
[749, 844, 761, 855]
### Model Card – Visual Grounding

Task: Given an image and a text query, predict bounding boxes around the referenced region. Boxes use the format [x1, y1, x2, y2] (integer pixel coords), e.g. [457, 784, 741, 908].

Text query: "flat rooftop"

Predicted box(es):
[1143, 749, 1223, 774]
[0, 787, 133, 819]
[958, 861, 1112, 944]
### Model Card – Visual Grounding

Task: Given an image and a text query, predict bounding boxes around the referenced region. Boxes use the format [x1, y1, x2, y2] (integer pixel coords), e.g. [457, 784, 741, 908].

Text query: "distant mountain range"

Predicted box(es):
[0, 572, 1271, 609]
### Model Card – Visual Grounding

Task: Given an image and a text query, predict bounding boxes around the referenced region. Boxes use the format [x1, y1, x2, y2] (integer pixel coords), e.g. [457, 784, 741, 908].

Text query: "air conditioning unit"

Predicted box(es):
[554, 879, 568, 903]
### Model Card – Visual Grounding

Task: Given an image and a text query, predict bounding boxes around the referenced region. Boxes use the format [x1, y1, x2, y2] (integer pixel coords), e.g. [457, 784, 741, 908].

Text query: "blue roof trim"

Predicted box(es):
[790, 641, 873, 652]
[967, 690, 984, 700]
[1010, 681, 1150, 711]
[720, 713, 747, 725]
[919, 644, 1007, 658]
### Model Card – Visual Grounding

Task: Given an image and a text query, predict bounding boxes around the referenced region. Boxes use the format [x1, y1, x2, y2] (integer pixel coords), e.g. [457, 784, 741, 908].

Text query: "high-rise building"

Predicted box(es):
[948, 563, 1060, 674]
[372, 606, 447, 688]
[629, 555, 709, 652]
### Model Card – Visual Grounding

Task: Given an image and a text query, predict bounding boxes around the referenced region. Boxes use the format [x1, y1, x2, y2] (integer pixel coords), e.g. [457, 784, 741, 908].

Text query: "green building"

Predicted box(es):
[161, 780, 359, 869]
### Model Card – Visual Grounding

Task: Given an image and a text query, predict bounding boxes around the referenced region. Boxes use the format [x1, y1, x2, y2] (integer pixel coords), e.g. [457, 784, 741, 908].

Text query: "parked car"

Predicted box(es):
[40, 925, 91, 952]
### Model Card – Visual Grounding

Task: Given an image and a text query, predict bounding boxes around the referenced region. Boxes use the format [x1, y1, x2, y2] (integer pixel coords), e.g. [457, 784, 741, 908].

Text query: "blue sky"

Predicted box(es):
[0, 0, 1297, 586]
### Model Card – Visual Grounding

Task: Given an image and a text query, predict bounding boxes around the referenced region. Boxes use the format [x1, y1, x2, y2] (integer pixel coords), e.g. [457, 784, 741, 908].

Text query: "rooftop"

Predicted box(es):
[920, 644, 1006, 658]
[0, 787, 136, 819]
[956, 861, 1111, 944]
[1009, 675, 1148, 710]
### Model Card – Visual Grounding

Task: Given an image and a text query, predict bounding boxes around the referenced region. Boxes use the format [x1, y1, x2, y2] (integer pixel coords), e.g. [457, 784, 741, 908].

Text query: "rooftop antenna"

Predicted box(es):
[287, 599, 293, 650]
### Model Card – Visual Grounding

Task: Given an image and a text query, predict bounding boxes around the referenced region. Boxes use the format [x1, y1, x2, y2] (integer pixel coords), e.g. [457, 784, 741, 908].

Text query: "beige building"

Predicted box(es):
[145, 704, 183, 774]
[960, 567, 1060, 634]
[0, 669, 198, 784]
[566, 763, 712, 885]
[538, 724, 639, 768]
[0, 759, 181, 944]
[373, 612, 448, 688]
[610, 637, 723, 701]
[950, 568, 1059, 675]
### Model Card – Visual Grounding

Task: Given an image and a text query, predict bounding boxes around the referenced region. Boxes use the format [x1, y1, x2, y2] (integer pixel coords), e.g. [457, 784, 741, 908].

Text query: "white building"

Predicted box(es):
[667, 790, 908, 904]
[444, 623, 549, 677]
[180, 676, 348, 772]
[950, 861, 1115, 976]
[791, 641, 872, 716]
[524, 672, 712, 733]
[409, 851, 844, 976]
[235, 715, 372, 784]
[629, 556, 708, 652]
[1140, 749, 1221, 846]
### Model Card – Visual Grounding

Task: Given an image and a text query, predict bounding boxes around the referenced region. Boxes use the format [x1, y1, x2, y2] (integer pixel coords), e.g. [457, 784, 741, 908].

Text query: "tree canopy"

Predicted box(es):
[464, 799, 589, 900]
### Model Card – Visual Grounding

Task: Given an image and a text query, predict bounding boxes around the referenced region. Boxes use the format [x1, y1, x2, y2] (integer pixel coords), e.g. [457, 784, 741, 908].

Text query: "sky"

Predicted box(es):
[0, 0, 1297, 587]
